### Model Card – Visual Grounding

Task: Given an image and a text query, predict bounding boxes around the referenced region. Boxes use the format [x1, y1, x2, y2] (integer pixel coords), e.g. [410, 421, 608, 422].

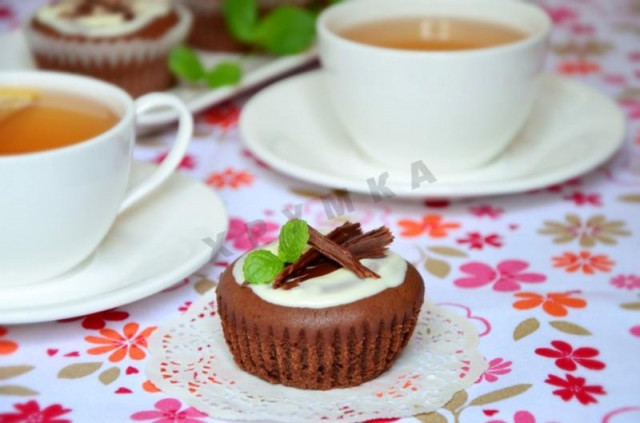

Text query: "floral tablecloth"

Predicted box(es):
[1, 0, 640, 422]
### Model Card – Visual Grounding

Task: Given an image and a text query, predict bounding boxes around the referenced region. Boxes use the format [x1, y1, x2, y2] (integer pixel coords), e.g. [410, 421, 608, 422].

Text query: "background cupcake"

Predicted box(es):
[178, 0, 312, 52]
[25, 0, 192, 97]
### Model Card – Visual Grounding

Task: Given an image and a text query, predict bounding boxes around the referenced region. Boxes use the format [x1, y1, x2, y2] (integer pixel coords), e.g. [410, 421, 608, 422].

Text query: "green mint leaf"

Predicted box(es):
[168, 46, 205, 82]
[243, 250, 284, 285]
[278, 218, 309, 263]
[205, 62, 243, 88]
[253, 6, 316, 55]
[222, 0, 258, 43]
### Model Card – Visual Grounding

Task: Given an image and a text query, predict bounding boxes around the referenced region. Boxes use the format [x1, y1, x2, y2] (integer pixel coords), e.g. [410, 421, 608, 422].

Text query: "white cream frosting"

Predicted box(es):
[232, 243, 408, 308]
[35, 0, 172, 38]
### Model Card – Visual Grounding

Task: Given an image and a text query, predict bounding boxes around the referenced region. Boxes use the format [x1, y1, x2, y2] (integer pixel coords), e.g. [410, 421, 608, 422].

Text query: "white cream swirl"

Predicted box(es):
[232, 243, 408, 308]
[35, 0, 172, 37]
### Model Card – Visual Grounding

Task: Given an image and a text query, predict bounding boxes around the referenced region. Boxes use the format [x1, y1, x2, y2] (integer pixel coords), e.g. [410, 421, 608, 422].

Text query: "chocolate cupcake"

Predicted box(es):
[178, 0, 311, 52]
[25, 0, 192, 97]
[216, 221, 425, 390]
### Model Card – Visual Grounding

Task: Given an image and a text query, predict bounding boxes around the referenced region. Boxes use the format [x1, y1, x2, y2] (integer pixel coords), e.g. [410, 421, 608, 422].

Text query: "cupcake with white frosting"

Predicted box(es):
[216, 220, 425, 390]
[25, 0, 192, 97]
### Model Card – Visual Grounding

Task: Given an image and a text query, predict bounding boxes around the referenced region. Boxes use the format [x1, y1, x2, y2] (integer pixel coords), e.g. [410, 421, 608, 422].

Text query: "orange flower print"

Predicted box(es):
[206, 168, 253, 189]
[86, 323, 156, 363]
[0, 326, 18, 355]
[557, 60, 600, 75]
[513, 292, 587, 317]
[553, 251, 615, 274]
[397, 214, 461, 238]
[142, 380, 161, 393]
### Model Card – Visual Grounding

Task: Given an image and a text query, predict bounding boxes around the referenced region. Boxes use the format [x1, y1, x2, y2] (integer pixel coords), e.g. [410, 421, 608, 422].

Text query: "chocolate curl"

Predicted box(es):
[271, 222, 362, 289]
[281, 226, 393, 290]
[307, 226, 380, 279]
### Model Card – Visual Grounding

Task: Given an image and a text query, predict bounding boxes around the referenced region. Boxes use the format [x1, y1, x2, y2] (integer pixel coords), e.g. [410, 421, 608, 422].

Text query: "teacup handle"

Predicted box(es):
[118, 93, 193, 214]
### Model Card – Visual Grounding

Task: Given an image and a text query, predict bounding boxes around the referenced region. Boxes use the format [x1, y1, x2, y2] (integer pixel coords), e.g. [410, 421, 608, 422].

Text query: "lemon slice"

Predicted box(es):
[0, 89, 38, 123]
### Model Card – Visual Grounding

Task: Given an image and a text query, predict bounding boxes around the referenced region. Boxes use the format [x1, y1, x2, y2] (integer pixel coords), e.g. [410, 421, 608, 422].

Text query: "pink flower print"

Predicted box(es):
[535, 340, 605, 371]
[477, 358, 512, 383]
[153, 152, 196, 170]
[542, 6, 578, 24]
[545, 178, 581, 193]
[630, 326, 640, 338]
[563, 192, 602, 206]
[226, 218, 279, 251]
[620, 100, 640, 120]
[456, 232, 503, 250]
[611, 274, 640, 290]
[59, 308, 129, 330]
[0, 400, 71, 423]
[178, 301, 192, 313]
[545, 374, 605, 405]
[131, 398, 207, 423]
[469, 205, 504, 219]
[455, 260, 546, 292]
[488, 410, 536, 423]
[0, 6, 18, 30]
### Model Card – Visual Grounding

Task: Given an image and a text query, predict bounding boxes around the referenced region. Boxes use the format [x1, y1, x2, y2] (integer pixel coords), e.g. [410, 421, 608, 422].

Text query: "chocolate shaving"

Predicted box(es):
[281, 226, 393, 290]
[271, 222, 361, 289]
[274, 224, 394, 290]
[307, 226, 380, 279]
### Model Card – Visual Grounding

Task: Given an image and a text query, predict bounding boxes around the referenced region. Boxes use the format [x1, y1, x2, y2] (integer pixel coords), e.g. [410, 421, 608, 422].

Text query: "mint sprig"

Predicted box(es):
[168, 46, 243, 88]
[253, 7, 316, 55]
[278, 219, 309, 262]
[222, 0, 258, 43]
[243, 218, 309, 285]
[243, 250, 284, 285]
[222, 0, 317, 55]
[168, 46, 204, 82]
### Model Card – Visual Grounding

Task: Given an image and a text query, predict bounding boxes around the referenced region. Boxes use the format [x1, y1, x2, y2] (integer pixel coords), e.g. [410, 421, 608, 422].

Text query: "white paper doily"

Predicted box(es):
[147, 294, 487, 422]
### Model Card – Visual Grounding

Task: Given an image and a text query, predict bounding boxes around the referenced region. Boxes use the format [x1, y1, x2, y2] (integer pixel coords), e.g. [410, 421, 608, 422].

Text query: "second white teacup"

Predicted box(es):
[317, 0, 551, 173]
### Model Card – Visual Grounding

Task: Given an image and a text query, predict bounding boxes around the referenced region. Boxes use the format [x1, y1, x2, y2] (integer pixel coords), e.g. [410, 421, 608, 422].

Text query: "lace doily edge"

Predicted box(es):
[146, 295, 488, 422]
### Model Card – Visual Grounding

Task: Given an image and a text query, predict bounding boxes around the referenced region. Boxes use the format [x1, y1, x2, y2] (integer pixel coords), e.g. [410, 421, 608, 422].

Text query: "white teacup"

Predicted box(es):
[317, 0, 551, 173]
[0, 71, 193, 285]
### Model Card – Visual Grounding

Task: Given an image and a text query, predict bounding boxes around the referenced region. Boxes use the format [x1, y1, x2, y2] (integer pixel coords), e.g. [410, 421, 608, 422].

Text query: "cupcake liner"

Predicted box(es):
[217, 294, 423, 390]
[24, 5, 193, 68]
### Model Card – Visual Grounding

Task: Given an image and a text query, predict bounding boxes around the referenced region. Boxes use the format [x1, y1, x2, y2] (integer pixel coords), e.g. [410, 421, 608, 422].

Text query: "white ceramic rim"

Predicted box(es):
[0, 163, 229, 324]
[239, 71, 626, 198]
[317, 0, 552, 58]
[0, 70, 134, 163]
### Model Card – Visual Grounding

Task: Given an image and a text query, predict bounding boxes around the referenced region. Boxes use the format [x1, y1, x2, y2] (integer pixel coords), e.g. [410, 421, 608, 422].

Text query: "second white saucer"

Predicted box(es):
[240, 70, 625, 198]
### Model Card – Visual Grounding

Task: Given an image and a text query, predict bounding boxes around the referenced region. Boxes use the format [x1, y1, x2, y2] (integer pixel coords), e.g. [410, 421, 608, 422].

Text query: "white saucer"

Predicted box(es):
[0, 163, 228, 324]
[240, 70, 625, 198]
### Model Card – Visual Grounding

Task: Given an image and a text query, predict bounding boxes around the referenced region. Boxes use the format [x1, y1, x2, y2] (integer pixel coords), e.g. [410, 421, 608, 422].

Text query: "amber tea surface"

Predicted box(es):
[339, 17, 527, 51]
[0, 88, 119, 155]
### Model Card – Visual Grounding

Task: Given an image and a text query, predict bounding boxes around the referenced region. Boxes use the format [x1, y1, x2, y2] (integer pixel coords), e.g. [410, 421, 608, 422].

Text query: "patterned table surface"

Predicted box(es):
[1, 0, 640, 422]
